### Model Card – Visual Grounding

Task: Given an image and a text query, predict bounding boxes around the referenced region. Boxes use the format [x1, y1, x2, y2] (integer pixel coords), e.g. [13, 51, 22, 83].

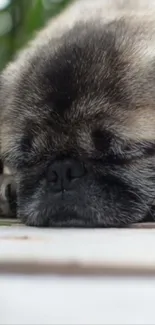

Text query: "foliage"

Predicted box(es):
[0, 0, 72, 70]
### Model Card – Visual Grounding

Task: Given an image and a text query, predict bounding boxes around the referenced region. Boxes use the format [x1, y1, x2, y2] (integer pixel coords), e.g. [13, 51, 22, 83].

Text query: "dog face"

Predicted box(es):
[1, 19, 155, 227]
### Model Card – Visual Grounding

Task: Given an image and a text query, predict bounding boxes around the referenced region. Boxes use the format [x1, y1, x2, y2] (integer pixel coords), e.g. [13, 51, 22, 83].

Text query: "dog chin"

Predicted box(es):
[19, 204, 100, 227]
[48, 209, 97, 228]
[49, 218, 90, 228]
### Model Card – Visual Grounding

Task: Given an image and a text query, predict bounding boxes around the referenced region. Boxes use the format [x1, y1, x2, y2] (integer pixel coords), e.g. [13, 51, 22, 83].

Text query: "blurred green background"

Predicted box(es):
[0, 0, 72, 71]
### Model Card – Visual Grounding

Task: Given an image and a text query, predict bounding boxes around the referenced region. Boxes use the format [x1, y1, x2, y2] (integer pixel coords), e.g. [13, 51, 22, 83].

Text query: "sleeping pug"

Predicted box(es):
[1, 0, 155, 227]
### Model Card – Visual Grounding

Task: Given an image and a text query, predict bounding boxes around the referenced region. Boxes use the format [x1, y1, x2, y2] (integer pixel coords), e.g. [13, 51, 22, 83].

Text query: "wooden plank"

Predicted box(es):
[1, 226, 155, 276]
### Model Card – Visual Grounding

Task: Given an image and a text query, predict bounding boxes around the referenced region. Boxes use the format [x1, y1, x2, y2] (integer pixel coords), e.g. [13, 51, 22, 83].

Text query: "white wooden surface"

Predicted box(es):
[1, 226, 155, 324]
[1, 226, 155, 268]
[1, 275, 155, 325]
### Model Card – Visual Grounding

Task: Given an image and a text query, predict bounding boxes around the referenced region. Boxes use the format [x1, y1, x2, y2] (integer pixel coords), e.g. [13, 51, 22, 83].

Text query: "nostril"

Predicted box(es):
[67, 162, 86, 180]
[49, 171, 58, 183]
[67, 167, 72, 180]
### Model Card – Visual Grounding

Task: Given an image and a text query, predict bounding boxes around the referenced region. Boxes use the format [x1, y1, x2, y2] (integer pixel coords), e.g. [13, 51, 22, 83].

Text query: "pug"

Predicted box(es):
[1, 0, 155, 227]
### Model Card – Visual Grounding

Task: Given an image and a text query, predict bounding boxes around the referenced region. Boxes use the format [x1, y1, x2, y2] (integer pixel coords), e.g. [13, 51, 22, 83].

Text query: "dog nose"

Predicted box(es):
[48, 159, 86, 192]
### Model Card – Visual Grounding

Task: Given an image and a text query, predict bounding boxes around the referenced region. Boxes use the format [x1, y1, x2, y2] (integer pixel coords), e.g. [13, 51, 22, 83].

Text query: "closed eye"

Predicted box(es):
[92, 130, 155, 164]
[105, 140, 155, 165]
[116, 141, 155, 159]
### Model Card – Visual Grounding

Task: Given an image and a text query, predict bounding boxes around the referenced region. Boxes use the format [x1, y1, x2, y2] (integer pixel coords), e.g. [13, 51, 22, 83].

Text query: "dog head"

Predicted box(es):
[1, 18, 155, 227]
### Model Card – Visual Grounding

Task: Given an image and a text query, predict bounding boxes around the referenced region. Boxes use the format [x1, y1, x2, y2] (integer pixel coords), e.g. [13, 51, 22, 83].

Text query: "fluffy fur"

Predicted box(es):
[1, 0, 155, 226]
